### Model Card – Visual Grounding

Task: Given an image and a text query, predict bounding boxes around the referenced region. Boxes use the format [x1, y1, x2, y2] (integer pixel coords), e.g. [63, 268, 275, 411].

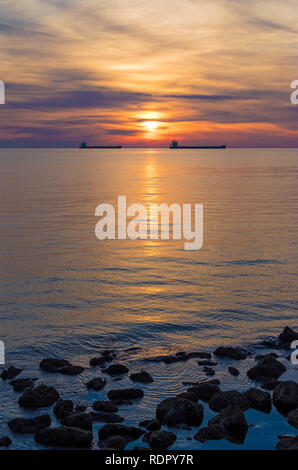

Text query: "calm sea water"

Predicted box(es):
[0, 148, 297, 449]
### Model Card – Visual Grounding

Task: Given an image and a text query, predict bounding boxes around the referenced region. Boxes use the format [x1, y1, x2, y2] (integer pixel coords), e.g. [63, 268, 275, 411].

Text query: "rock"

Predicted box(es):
[9, 377, 37, 392]
[198, 360, 217, 366]
[273, 380, 298, 415]
[93, 401, 118, 413]
[187, 381, 221, 402]
[247, 357, 286, 380]
[214, 346, 248, 360]
[40, 358, 71, 373]
[176, 391, 198, 402]
[287, 409, 298, 429]
[139, 419, 161, 431]
[59, 365, 85, 376]
[90, 357, 106, 367]
[98, 424, 144, 441]
[110, 399, 133, 406]
[228, 366, 239, 376]
[188, 351, 211, 359]
[1, 366, 23, 380]
[262, 338, 279, 349]
[244, 388, 271, 413]
[107, 388, 144, 400]
[103, 364, 129, 375]
[278, 326, 298, 347]
[144, 430, 177, 449]
[133, 445, 149, 450]
[256, 376, 280, 391]
[99, 435, 130, 449]
[19, 384, 59, 409]
[0, 436, 12, 447]
[209, 390, 251, 412]
[54, 399, 74, 419]
[203, 366, 215, 376]
[90, 411, 124, 423]
[156, 398, 204, 426]
[8, 414, 51, 434]
[35, 426, 93, 447]
[276, 435, 298, 450]
[85, 377, 106, 391]
[129, 371, 153, 383]
[61, 413, 92, 431]
[194, 424, 226, 442]
[75, 404, 87, 412]
[209, 405, 248, 444]
[255, 353, 279, 361]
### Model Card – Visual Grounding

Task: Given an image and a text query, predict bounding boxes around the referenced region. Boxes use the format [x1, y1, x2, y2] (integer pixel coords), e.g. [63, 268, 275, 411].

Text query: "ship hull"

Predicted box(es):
[79, 145, 122, 149]
[170, 145, 226, 149]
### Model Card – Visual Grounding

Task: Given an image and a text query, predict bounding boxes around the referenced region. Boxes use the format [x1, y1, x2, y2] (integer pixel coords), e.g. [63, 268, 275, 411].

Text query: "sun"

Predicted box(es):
[142, 121, 159, 131]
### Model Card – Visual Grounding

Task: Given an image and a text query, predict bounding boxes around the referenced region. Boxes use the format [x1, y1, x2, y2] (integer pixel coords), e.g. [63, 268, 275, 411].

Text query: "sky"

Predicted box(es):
[0, 0, 297, 147]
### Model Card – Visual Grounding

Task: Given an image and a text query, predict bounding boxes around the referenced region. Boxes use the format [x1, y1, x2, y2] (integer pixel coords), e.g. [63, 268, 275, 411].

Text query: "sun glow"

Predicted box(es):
[142, 121, 160, 131]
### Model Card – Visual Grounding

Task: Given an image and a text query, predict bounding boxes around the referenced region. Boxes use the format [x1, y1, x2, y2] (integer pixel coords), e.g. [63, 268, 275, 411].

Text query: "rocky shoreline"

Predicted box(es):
[1, 326, 298, 450]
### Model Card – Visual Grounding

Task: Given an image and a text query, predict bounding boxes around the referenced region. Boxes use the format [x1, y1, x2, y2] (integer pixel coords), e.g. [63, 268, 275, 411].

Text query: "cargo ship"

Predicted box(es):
[170, 140, 226, 149]
[79, 141, 122, 149]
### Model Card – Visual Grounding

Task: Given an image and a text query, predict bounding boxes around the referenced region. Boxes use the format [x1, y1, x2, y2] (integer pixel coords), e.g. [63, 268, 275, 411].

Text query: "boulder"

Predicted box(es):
[1, 366, 23, 380]
[228, 367, 239, 376]
[176, 391, 198, 402]
[19, 384, 59, 409]
[214, 346, 248, 360]
[273, 380, 298, 415]
[8, 414, 51, 434]
[102, 364, 129, 375]
[90, 357, 106, 367]
[54, 399, 74, 419]
[90, 411, 124, 423]
[93, 400, 118, 413]
[59, 365, 85, 376]
[61, 412, 92, 431]
[276, 435, 298, 450]
[143, 430, 177, 449]
[244, 388, 271, 413]
[188, 351, 211, 359]
[203, 366, 215, 376]
[0, 436, 12, 447]
[99, 435, 129, 449]
[187, 381, 221, 402]
[255, 353, 279, 361]
[139, 419, 161, 431]
[35, 426, 92, 447]
[256, 376, 280, 391]
[209, 405, 248, 444]
[9, 377, 37, 392]
[287, 409, 298, 429]
[194, 424, 226, 442]
[209, 390, 251, 412]
[107, 388, 144, 400]
[156, 397, 204, 426]
[278, 327, 298, 347]
[40, 358, 71, 373]
[98, 424, 144, 441]
[129, 371, 153, 383]
[247, 357, 286, 380]
[85, 377, 106, 391]
[198, 360, 217, 366]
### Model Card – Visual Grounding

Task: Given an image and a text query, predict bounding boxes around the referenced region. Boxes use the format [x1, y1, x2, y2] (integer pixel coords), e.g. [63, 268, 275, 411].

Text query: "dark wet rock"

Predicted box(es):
[110, 399, 133, 406]
[203, 366, 215, 376]
[99, 435, 130, 449]
[156, 398, 204, 426]
[35, 426, 92, 447]
[129, 371, 153, 383]
[262, 337, 280, 349]
[228, 367, 239, 376]
[247, 356, 286, 380]
[108, 388, 144, 401]
[1, 366, 23, 380]
[40, 358, 71, 373]
[209, 405, 248, 444]
[214, 346, 248, 360]
[8, 414, 51, 434]
[256, 376, 280, 391]
[278, 326, 298, 347]
[98, 424, 144, 441]
[133, 445, 148, 450]
[103, 364, 129, 375]
[139, 419, 161, 431]
[93, 400, 118, 413]
[276, 435, 298, 450]
[54, 399, 74, 419]
[85, 377, 106, 391]
[19, 384, 59, 409]
[198, 360, 218, 366]
[273, 380, 298, 415]
[9, 377, 37, 392]
[194, 424, 226, 442]
[187, 381, 221, 402]
[90, 357, 106, 367]
[61, 412, 92, 431]
[143, 430, 177, 449]
[176, 391, 198, 402]
[59, 365, 85, 376]
[75, 404, 87, 412]
[244, 388, 271, 413]
[90, 411, 124, 423]
[287, 409, 298, 429]
[0, 436, 12, 447]
[188, 351, 211, 359]
[209, 390, 251, 412]
[255, 352, 279, 361]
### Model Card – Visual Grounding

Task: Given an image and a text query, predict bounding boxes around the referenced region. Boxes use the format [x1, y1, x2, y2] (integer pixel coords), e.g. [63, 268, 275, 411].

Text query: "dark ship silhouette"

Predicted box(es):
[79, 141, 122, 149]
[170, 140, 226, 149]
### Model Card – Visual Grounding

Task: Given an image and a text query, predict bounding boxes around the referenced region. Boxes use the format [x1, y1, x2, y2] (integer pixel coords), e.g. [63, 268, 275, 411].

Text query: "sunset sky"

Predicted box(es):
[0, 0, 297, 147]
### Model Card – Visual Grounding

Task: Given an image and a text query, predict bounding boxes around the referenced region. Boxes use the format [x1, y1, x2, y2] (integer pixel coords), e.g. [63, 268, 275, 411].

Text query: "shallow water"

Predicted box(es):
[0, 148, 297, 449]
